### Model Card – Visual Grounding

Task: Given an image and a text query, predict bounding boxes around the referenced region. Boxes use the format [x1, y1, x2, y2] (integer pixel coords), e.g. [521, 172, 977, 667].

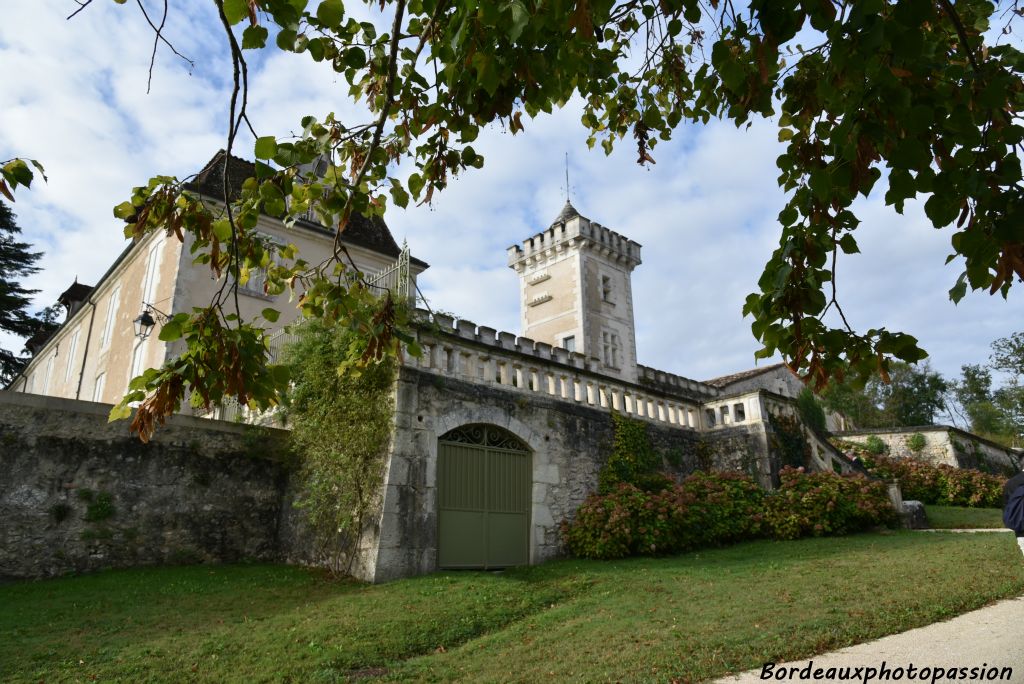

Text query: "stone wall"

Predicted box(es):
[363, 367, 773, 582]
[0, 392, 293, 580]
[836, 426, 1020, 476]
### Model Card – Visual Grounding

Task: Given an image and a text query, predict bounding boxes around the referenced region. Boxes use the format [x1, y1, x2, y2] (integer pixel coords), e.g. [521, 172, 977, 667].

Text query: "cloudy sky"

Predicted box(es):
[1, 0, 1021, 384]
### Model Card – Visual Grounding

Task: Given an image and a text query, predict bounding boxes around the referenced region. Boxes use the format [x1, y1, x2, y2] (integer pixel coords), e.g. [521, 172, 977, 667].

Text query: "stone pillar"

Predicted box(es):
[498, 360, 511, 385]
[459, 351, 474, 379]
[611, 389, 621, 411]
[513, 364, 524, 389]
[586, 380, 596, 405]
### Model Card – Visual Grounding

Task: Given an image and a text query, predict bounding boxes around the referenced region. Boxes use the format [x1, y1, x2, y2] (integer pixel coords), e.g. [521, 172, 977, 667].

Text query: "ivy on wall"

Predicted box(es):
[767, 413, 810, 471]
[282, 316, 398, 574]
[599, 413, 669, 493]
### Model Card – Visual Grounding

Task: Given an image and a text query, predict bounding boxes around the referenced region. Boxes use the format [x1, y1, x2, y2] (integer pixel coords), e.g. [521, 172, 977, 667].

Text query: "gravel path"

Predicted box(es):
[715, 594, 1024, 683]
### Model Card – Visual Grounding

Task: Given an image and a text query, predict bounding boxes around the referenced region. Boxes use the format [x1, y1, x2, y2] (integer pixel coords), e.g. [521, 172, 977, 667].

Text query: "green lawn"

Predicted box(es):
[926, 505, 1007, 529]
[2, 532, 1022, 683]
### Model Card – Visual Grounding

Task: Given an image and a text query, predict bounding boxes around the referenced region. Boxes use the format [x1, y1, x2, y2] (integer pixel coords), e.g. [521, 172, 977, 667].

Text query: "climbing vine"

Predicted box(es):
[282, 314, 398, 574]
[599, 413, 668, 493]
[767, 413, 810, 471]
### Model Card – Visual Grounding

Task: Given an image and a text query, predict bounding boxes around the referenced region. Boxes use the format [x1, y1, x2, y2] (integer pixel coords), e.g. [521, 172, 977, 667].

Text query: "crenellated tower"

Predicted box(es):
[507, 201, 642, 383]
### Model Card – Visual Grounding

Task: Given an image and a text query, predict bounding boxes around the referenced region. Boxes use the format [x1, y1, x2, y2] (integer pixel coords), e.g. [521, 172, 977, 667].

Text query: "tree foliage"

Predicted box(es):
[7, 0, 1024, 436]
[0, 201, 58, 384]
[820, 360, 947, 428]
[949, 332, 1024, 446]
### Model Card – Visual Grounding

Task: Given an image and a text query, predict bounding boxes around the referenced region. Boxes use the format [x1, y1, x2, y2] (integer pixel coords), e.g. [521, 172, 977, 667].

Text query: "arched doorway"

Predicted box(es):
[437, 424, 531, 569]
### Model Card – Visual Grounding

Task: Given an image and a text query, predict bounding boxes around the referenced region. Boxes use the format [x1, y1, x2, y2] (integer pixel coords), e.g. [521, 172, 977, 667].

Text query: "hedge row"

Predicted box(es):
[561, 468, 898, 560]
[858, 453, 1004, 508]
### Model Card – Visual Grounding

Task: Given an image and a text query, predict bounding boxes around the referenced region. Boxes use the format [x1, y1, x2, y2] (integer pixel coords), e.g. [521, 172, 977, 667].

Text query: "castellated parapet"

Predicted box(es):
[506, 205, 642, 272]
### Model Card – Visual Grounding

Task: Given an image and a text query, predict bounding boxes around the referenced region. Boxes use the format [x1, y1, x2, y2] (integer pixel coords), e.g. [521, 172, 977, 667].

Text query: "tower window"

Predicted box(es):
[563, 336, 576, 353]
[601, 275, 614, 302]
[601, 331, 621, 368]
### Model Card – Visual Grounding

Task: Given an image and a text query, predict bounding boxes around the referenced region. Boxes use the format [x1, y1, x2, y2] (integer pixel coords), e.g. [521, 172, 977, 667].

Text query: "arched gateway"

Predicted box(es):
[437, 424, 531, 569]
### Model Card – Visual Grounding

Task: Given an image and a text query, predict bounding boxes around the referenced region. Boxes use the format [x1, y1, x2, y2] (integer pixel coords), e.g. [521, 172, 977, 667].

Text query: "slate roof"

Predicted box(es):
[58, 281, 94, 308]
[186, 150, 425, 266]
[551, 200, 581, 225]
[703, 363, 788, 388]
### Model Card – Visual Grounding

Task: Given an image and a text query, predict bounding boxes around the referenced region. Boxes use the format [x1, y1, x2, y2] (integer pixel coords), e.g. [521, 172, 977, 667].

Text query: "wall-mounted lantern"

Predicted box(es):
[133, 304, 169, 340]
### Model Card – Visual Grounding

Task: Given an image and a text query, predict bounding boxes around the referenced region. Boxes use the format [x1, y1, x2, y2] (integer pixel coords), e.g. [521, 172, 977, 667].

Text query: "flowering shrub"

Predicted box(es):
[562, 468, 897, 560]
[859, 453, 1004, 507]
[763, 468, 899, 540]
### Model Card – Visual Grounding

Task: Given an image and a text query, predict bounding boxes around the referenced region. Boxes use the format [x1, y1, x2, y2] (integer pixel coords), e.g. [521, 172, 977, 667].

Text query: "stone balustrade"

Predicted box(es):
[699, 392, 765, 430]
[409, 310, 701, 430]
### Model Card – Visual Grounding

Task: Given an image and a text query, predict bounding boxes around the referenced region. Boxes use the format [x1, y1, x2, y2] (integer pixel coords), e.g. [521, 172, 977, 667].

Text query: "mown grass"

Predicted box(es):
[926, 505, 1006, 529]
[2, 532, 1022, 683]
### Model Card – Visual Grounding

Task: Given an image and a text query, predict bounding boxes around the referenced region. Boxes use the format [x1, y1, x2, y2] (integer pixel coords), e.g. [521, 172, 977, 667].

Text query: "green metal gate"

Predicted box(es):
[437, 424, 531, 569]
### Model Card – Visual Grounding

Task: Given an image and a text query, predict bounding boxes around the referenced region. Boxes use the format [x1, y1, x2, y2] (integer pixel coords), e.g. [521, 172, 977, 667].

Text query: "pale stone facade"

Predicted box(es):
[508, 201, 642, 383]
[8, 152, 425, 406]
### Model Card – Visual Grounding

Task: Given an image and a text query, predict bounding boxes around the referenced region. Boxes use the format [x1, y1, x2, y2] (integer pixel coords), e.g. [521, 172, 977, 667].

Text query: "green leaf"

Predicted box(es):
[108, 403, 133, 422]
[242, 25, 269, 49]
[262, 307, 281, 323]
[506, 0, 529, 41]
[344, 47, 366, 69]
[389, 180, 409, 208]
[255, 136, 278, 160]
[949, 272, 968, 303]
[212, 219, 232, 242]
[408, 173, 425, 198]
[838, 234, 860, 254]
[222, 0, 249, 25]
[158, 319, 183, 342]
[113, 201, 135, 220]
[276, 29, 298, 51]
[316, 0, 344, 27]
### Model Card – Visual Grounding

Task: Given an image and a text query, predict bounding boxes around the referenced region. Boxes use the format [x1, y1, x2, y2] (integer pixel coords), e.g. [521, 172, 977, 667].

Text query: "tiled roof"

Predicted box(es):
[185, 150, 417, 263]
[703, 363, 788, 388]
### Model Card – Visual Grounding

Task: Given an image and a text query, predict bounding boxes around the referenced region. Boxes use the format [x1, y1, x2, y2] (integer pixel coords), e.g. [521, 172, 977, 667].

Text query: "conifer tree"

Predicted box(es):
[0, 201, 51, 383]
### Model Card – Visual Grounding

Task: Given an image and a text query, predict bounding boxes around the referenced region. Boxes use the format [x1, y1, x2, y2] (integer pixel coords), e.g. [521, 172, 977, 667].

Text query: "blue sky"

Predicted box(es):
[1, 0, 1021, 385]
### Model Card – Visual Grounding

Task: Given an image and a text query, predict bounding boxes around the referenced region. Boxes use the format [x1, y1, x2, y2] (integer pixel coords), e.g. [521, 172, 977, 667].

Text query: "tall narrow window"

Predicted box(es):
[130, 341, 145, 381]
[142, 239, 163, 304]
[601, 331, 621, 368]
[63, 328, 80, 383]
[100, 287, 120, 349]
[601, 275, 613, 302]
[43, 352, 56, 394]
[93, 373, 106, 402]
